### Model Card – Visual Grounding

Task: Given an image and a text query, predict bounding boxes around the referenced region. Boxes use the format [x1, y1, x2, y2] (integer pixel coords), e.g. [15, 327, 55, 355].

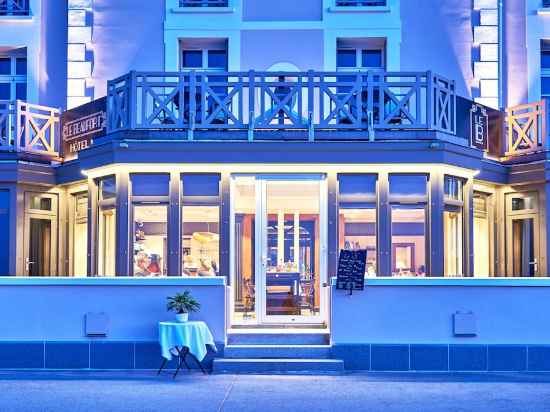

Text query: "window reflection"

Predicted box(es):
[444, 209, 463, 277]
[98, 208, 116, 277]
[73, 193, 88, 277]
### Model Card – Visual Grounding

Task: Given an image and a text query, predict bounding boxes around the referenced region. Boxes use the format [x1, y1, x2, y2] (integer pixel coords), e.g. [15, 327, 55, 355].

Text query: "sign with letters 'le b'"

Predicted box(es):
[470, 103, 489, 151]
[61, 97, 107, 160]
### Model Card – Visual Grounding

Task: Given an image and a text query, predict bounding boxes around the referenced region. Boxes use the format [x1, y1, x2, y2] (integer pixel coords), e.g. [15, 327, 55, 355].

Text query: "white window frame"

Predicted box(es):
[336, 44, 386, 72]
[180, 41, 228, 72]
[0, 53, 26, 101]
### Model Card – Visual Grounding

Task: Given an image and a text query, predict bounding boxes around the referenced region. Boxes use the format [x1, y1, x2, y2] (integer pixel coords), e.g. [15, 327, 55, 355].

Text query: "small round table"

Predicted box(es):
[158, 321, 217, 377]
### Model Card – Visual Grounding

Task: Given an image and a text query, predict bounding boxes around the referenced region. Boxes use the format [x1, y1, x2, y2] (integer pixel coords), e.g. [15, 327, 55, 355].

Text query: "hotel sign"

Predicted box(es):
[61, 97, 107, 160]
[470, 104, 488, 151]
[456, 96, 503, 157]
[336, 249, 367, 294]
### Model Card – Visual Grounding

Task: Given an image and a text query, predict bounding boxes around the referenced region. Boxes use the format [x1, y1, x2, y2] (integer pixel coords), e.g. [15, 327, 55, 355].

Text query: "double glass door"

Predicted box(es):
[231, 175, 327, 325]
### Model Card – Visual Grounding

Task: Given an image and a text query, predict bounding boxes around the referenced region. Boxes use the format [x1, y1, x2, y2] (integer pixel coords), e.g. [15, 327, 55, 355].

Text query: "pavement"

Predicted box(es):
[1, 371, 550, 412]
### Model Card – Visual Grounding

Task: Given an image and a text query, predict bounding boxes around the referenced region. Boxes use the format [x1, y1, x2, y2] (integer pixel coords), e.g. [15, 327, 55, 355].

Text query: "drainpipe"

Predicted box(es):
[498, 0, 505, 110]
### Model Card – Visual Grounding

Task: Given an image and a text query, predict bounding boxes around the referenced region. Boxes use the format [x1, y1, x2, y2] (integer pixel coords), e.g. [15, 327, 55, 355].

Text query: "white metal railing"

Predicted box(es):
[0, 100, 60, 157]
[0, 0, 29, 15]
[505, 100, 547, 156]
[107, 70, 456, 139]
[179, 0, 228, 7]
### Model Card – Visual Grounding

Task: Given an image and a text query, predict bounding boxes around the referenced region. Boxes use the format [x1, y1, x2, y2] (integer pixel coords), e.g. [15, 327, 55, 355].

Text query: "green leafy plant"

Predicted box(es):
[166, 291, 201, 314]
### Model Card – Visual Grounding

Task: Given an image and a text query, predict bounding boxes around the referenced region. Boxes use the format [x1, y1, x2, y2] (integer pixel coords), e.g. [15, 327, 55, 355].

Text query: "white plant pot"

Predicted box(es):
[175, 313, 189, 323]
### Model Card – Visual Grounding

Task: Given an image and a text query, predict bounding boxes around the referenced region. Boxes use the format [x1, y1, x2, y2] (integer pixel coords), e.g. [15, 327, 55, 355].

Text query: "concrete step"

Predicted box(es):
[227, 332, 330, 346]
[212, 358, 344, 374]
[224, 344, 331, 359]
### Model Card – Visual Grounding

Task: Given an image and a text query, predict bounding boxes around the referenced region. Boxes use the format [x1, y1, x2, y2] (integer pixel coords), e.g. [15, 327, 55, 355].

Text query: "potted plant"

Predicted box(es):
[166, 291, 200, 322]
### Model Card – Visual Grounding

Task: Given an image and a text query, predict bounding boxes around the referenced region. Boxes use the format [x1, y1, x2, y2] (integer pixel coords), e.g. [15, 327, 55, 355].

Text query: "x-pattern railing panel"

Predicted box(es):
[506, 101, 547, 156]
[17, 101, 60, 156]
[107, 70, 457, 137]
[0, 0, 29, 15]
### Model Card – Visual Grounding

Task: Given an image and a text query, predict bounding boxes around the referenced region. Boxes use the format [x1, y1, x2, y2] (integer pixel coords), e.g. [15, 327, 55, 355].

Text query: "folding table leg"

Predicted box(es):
[157, 358, 168, 375]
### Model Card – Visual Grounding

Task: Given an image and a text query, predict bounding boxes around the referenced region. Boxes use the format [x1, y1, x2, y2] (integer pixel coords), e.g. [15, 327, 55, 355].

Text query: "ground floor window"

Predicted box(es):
[98, 207, 116, 276]
[391, 205, 426, 276]
[339, 208, 377, 276]
[133, 205, 167, 276]
[444, 208, 463, 277]
[182, 205, 220, 276]
[473, 192, 491, 276]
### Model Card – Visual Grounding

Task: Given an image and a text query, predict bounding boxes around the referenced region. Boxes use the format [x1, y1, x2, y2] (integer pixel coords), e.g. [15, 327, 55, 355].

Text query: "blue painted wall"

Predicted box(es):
[241, 30, 324, 71]
[90, 0, 165, 98]
[0, 190, 8, 275]
[400, 0, 473, 98]
[243, 0, 322, 22]
[39, 0, 67, 108]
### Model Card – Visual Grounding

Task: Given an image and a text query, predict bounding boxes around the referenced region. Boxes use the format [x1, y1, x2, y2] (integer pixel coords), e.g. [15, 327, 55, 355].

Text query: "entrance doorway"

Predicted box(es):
[506, 192, 540, 276]
[24, 193, 58, 276]
[230, 175, 327, 325]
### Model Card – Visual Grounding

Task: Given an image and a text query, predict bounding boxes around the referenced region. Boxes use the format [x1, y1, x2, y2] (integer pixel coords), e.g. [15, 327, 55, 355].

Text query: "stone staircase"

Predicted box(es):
[212, 330, 344, 374]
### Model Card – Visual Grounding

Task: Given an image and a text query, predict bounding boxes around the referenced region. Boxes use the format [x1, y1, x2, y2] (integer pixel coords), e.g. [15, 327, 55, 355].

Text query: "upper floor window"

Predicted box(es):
[335, 1, 386, 6]
[181, 39, 228, 72]
[180, 0, 228, 7]
[336, 38, 385, 71]
[544, 0, 550, 8]
[0, 48, 26, 101]
[0, 0, 30, 16]
[541, 40, 550, 103]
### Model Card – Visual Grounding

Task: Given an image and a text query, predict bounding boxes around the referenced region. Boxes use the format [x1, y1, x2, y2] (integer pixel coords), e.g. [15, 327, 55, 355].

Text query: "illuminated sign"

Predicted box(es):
[61, 97, 107, 160]
[470, 104, 488, 151]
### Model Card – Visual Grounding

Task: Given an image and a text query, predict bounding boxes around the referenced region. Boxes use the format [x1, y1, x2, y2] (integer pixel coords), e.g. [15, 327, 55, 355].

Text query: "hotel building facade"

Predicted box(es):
[1, 0, 550, 373]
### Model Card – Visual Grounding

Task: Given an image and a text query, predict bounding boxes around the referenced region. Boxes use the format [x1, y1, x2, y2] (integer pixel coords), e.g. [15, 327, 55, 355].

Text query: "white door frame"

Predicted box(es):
[230, 174, 328, 325]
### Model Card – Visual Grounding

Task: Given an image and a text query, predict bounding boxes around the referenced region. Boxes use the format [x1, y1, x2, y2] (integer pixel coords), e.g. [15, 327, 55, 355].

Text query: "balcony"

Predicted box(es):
[0, 0, 29, 16]
[179, 0, 229, 7]
[107, 70, 457, 140]
[0, 100, 60, 158]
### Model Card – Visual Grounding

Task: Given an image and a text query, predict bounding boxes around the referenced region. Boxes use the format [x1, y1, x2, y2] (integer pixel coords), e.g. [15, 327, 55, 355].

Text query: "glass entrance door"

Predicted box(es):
[231, 175, 327, 325]
[505, 192, 540, 277]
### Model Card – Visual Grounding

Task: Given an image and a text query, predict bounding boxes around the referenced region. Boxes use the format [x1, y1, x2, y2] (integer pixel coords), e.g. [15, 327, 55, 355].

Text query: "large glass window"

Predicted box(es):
[182, 174, 220, 277]
[444, 176, 464, 277]
[542, 40, 550, 110]
[131, 174, 169, 277]
[338, 174, 377, 276]
[72, 193, 88, 277]
[390, 174, 428, 276]
[473, 192, 491, 277]
[97, 176, 116, 277]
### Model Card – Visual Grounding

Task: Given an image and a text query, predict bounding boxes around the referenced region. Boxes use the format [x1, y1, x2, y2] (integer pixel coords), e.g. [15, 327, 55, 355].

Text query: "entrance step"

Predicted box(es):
[227, 332, 330, 346]
[224, 344, 331, 359]
[212, 358, 344, 374]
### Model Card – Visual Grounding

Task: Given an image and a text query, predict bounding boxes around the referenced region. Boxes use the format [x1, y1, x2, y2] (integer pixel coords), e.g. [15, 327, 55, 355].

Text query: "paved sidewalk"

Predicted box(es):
[1, 371, 550, 412]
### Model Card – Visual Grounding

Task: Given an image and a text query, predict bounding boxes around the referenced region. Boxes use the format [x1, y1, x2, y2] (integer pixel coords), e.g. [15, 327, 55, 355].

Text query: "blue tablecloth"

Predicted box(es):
[159, 321, 216, 362]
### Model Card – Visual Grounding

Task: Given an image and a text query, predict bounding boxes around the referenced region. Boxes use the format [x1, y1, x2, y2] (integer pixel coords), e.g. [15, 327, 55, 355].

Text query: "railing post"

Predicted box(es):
[426, 71, 433, 130]
[308, 70, 314, 139]
[248, 70, 255, 141]
[188, 70, 196, 141]
[128, 70, 137, 130]
[15, 100, 22, 152]
[308, 111, 314, 142]
[367, 71, 375, 137]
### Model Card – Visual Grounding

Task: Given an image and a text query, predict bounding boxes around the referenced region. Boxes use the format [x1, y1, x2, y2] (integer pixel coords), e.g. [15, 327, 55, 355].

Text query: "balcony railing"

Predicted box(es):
[107, 70, 456, 139]
[505, 100, 547, 156]
[179, 0, 229, 7]
[335, 0, 387, 6]
[0, 0, 29, 16]
[0, 100, 60, 157]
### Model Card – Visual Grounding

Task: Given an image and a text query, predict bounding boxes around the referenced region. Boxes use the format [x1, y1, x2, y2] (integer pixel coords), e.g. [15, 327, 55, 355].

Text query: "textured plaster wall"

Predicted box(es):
[90, 1, 165, 98]
[401, 0, 474, 99]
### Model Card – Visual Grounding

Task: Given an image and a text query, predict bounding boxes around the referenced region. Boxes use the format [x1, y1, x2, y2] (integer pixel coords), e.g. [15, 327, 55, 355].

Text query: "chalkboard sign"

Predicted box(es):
[336, 249, 367, 293]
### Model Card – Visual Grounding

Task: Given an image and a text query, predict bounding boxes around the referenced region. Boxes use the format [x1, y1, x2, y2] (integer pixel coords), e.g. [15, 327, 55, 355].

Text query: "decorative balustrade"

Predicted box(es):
[0, 100, 60, 157]
[0, 0, 29, 16]
[505, 100, 547, 156]
[179, 0, 229, 7]
[107, 70, 456, 139]
[335, 0, 387, 6]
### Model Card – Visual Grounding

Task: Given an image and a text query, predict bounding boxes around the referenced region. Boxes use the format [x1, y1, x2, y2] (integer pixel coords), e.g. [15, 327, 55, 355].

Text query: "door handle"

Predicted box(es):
[25, 258, 35, 272]
[529, 259, 538, 273]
